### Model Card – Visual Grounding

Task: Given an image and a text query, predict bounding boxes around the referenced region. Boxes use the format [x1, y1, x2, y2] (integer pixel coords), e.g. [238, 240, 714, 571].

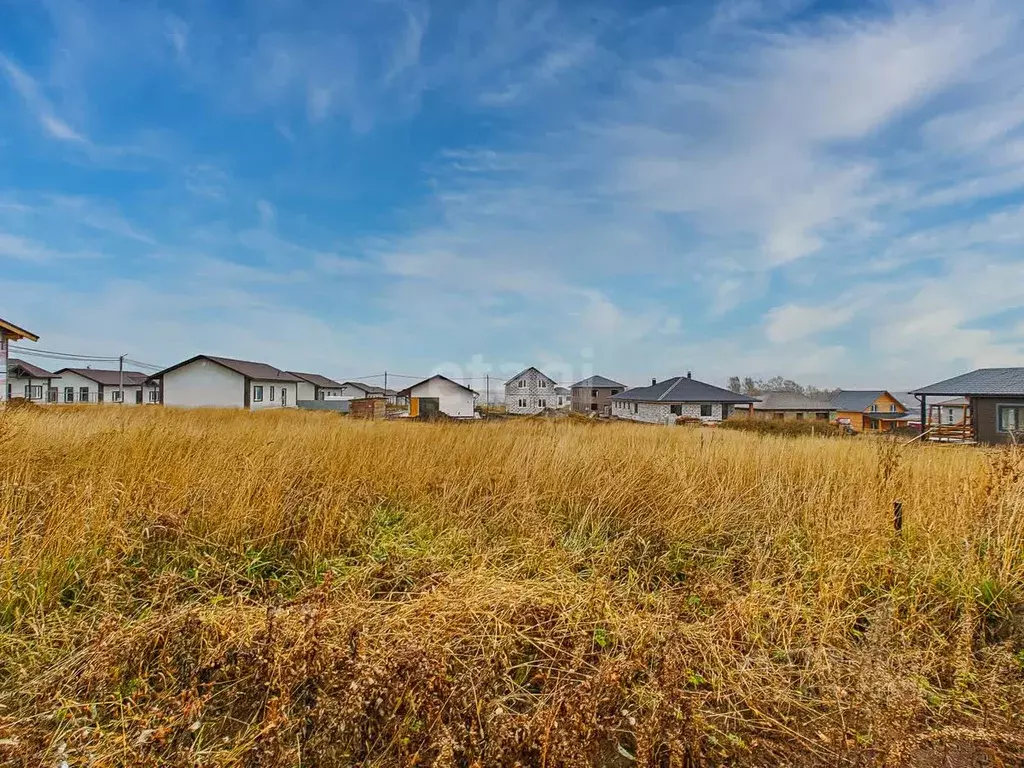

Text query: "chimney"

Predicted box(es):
[687, 371, 692, 379]
[651, 378, 657, 386]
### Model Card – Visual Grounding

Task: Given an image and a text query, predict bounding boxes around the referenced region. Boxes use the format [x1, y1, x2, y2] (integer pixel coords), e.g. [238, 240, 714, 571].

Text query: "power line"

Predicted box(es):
[10, 346, 122, 362]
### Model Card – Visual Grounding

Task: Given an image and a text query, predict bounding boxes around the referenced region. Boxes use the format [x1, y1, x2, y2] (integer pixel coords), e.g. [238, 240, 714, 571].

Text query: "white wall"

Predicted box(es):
[52, 371, 102, 404]
[7, 376, 53, 401]
[410, 377, 476, 418]
[249, 379, 297, 410]
[163, 360, 245, 408]
[103, 383, 161, 405]
[296, 380, 316, 401]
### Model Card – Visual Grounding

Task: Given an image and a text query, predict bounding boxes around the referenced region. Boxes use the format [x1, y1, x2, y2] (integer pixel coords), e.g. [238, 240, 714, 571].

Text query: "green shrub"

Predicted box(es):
[719, 416, 849, 438]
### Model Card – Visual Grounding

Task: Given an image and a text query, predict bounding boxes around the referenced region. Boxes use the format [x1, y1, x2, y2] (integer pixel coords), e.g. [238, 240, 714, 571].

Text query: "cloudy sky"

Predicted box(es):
[2, 0, 1023, 389]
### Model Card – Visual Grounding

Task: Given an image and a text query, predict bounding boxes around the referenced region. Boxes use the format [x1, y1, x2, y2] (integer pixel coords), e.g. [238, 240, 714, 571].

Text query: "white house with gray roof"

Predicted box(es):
[152, 355, 299, 410]
[504, 366, 559, 415]
[611, 373, 758, 424]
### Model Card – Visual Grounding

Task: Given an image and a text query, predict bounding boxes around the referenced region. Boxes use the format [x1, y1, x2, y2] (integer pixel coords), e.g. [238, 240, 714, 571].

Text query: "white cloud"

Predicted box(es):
[0, 54, 88, 143]
[764, 303, 857, 344]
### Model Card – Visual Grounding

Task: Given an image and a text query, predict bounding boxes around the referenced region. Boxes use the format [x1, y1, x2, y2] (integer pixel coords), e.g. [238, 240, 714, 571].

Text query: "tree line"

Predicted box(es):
[726, 376, 839, 398]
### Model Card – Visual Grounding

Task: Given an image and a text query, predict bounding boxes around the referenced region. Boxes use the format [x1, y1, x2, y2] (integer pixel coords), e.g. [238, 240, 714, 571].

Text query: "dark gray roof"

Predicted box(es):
[554, 386, 570, 395]
[571, 374, 625, 389]
[8, 358, 54, 378]
[752, 391, 834, 411]
[504, 366, 556, 385]
[288, 371, 344, 389]
[55, 368, 152, 386]
[611, 376, 758, 404]
[864, 412, 912, 421]
[911, 368, 1024, 396]
[397, 374, 477, 397]
[151, 355, 299, 383]
[829, 390, 900, 412]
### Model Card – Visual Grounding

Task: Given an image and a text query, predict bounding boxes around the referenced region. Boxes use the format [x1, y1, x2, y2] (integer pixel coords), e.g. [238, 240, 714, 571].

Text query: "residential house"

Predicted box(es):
[829, 390, 908, 432]
[611, 374, 758, 424]
[911, 368, 1024, 445]
[339, 382, 405, 405]
[398, 374, 477, 419]
[554, 386, 570, 409]
[891, 392, 923, 427]
[0, 316, 39, 404]
[151, 355, 299, 410]
[7, 359, 56, 403]
[52, 368, 160, 405]
[751, 391, 835, 421]
[931, 397, 968, 426]
[289, 372, 346, 401]
[504, 367, 559, 415]
[571, 375, 625, 415]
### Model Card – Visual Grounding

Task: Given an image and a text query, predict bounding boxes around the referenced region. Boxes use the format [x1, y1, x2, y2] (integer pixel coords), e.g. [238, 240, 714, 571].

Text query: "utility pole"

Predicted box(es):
[486, 374, 490, 407]
[118, 354, 125, 404]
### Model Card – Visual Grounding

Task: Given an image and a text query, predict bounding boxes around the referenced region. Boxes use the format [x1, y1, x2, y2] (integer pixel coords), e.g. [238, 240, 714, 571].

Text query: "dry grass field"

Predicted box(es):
[0, 406, 1022, 766]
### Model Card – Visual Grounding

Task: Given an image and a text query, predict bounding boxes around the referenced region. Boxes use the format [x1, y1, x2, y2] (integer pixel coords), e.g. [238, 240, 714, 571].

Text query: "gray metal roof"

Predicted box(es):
[7, 358, 54, 378]
[554, 386, 570, 395]
[288, 371, 344, 389]
[611, 376, 758, 404]
[752, 391, 834, 411]
[829, 390, 901, 412]
[911, 368, 1024, 396]
[504, 366, 556, 386]
[570, 374, 625, 389]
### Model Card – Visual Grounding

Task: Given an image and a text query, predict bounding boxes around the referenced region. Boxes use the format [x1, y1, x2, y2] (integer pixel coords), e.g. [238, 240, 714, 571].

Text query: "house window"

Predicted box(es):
[253, 385, 264, 402]
[633, 402, 639, 414]
[518, 379, 526, 388]
[149, 390, 159, 403]
[795, 412, 804, 420]
[538, 398, 546, 408]
[136, 389, 143, 404]
[611, 389, 620, 395]
[270, 386, 275, 401]
[592, 389, 598, 397]
[774, 412, 785, 420]
[281, 388, 287, 406]
[670, 404, 682, 415]
[815, 412, 828, 420]
[558, 397, 563, 406]
[539, 380, 547, 388]
[591, 403, 598, 411]
[64, 386, 74, 403]
[47, 387, 57, 403]
[518, 398, 526, 408]
[700, 404, 713, 417]
[869, 404, 878, 412]
[997, 405, 1024, 432]
[110, 389, 123, 403]
[890, 404, 898, 412]
[26, 384, 43, 400]
[79, 387, 89, 402]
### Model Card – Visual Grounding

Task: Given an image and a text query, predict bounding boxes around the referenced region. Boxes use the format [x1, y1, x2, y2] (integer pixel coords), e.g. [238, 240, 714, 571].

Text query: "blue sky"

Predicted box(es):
[2, 0, 1024, 390]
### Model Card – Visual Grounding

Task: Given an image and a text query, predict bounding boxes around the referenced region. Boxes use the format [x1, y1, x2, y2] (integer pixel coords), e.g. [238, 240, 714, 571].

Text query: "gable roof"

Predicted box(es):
[752, 391, 834, 411]
[0, 317, 38, 342]
[554, 386, 570, 395]
[288, 371, 344, 389]
[504, 366, 557, 386]
[54, 368, 152, 387]
[611, 376, 758, 404]
[830, 390, 903, 412]
[8, 358, 53, 378]
[150, 355, 300, 383]
[911, 368, 1024, 397]
[571, 374, 625, 389]
[397, 374, 478, 397]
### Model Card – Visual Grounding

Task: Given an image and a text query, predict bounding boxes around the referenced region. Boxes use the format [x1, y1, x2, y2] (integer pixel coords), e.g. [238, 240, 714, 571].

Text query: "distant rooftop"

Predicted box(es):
[570, 375, 625, 389]
[912, 368, 1024, 397]
[611, 376, 757, 404]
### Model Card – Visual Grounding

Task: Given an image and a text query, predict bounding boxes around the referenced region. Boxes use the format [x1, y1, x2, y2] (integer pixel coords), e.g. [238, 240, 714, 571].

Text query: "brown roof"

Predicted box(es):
[8, 358, 54, 378]
[288, 371, 344, 388]
[55, 368, 153, 386]
[397, 374, 477, 397]
[0, 317, 39, 342]
[151, 354, 300, 383]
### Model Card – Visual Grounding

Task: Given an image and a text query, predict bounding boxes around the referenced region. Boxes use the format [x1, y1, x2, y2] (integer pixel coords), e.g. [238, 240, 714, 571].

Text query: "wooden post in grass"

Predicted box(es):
[893, 500, 903, 536]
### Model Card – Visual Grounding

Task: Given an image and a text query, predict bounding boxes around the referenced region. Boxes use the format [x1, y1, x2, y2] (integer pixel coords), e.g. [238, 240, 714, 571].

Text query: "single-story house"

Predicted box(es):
[289, 372, 346, 401]
[151, 355, 299, 410]
[829, 390, 908, 432]
[554, 386, 570, 409]
[931, 397, 968, 426]
[911, 368, 1024, 445]
[504, 366, 559, 415]
[611, 374, 758, 424]
[398, 374, 477, 419]
[7, 358, 56, 402]
[751, 391, 835, 421]
[571, 375, 625, 415]
[1, 316, 39, 404]
[52, 368, 160, 405]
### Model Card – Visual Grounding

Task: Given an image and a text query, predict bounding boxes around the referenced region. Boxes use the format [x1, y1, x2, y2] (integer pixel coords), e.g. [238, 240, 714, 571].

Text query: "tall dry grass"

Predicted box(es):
[0, 406, 1022, 766]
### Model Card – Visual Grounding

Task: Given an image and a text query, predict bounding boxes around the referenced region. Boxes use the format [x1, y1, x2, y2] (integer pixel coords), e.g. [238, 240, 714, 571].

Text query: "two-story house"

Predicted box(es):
[570, 375, 625, 415]
[504, 367, 559, 415]
[829, 390, 908, 432]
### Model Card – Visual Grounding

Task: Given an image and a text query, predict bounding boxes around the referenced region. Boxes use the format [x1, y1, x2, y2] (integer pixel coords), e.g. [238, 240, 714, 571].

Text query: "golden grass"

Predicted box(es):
[0, 406, 1022, 766]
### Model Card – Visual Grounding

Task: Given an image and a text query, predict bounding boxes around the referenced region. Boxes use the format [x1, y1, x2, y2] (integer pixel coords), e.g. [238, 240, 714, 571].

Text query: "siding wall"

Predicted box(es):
[505, 370, 557, 415]
[248, 379, 298, 410]
[612, 400, 724, 424]
[973, 397, 1024, 445]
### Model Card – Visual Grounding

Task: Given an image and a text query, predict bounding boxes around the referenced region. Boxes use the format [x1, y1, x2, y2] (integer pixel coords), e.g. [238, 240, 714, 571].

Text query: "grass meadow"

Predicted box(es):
[0, 406, 1022, 766]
